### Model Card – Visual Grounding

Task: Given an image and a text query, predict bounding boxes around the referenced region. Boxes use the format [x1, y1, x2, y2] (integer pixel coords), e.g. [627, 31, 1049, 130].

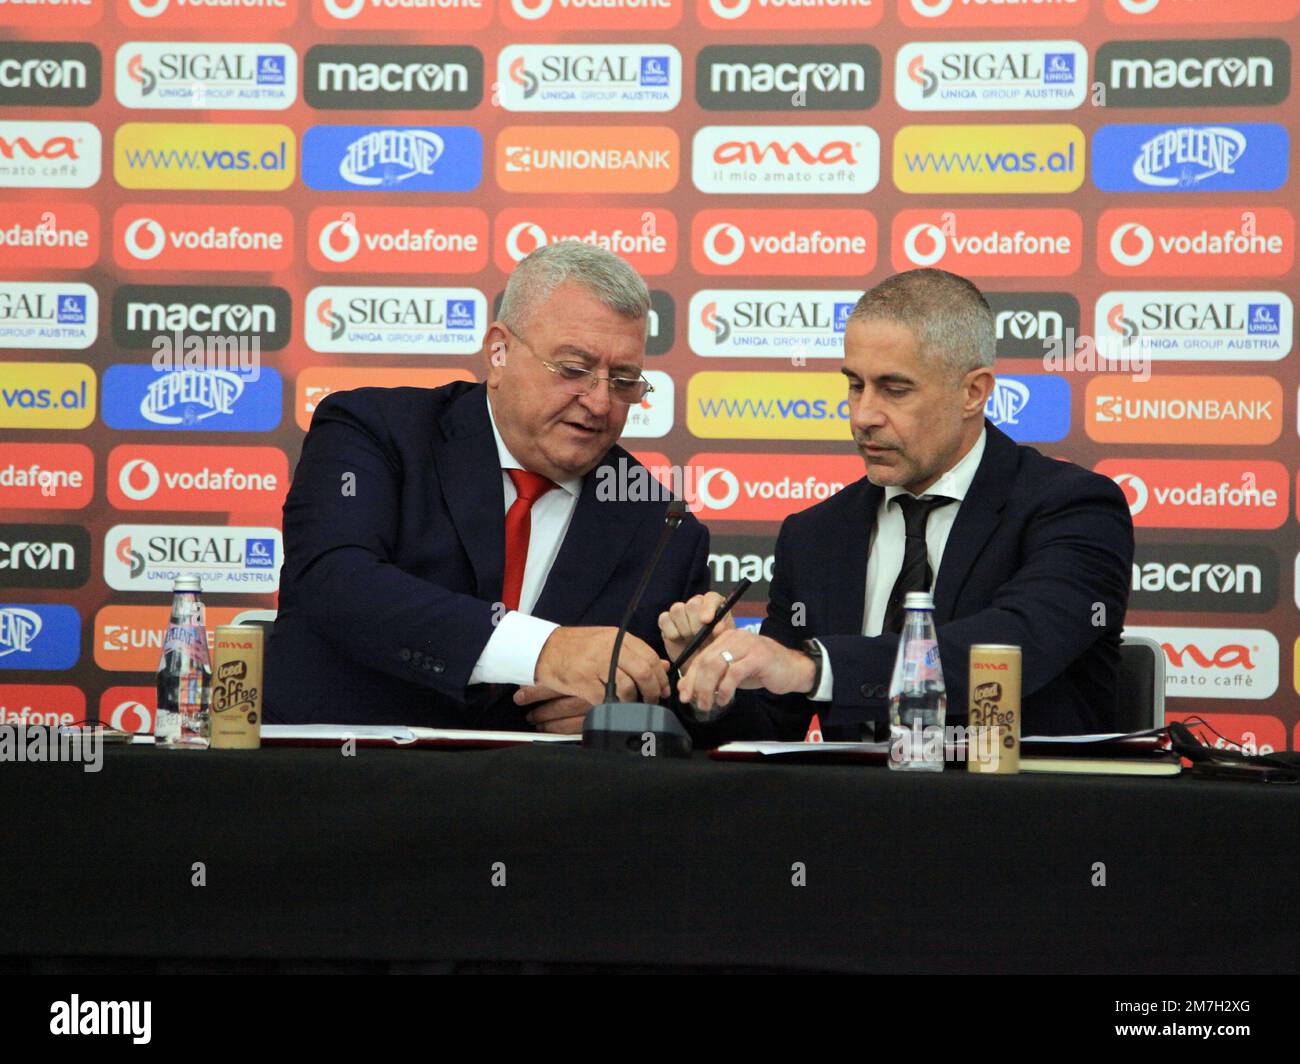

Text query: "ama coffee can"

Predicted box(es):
[210, 626, 263, 749]
[967, 644, 1020, 774]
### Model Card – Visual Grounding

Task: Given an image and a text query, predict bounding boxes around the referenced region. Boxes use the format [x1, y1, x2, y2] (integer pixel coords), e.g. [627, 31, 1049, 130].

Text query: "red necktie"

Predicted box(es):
[502, 468, 558, 612]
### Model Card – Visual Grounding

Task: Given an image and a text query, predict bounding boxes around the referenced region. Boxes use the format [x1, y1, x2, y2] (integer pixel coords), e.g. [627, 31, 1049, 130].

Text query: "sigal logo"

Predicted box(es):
[984, 375, 1070, 443]
[114, 122, 293, 192]
[311, 0, 490, 29]
[0, 203, 98, 269]
[1096, 38, 1291, 108]
[1087, 376, 1281, 445]
[986, 293, 1079, 356]
[692, 125, 879, 195]
[1103, 0, 1300, 25]
[497, 126, 678, 194]
[116, 43, 295, 110]
[892, 209, 1081, 276]
[302, 125, 481, 192]
[114, 204, 292, 272]
[0, 444, 94, 510]
[495, 208, 675, 275]
[1131, 543, 1276, 613]
[310, 206, 486, 274]
[687, 371, 853, 441]
[1096, 459, 1288, 529]
[296, 367, 475, 430]
[1092, 123, 1288, 193]
[500, 44, 681, 112]
[696, 45, 880, 111]
[108, 445, 288, 512]
[0, 283, 96, 349]
[689, 290, 856, 357]
[0, 43, 100, 107]
[0, 120, 101, 189]
[304, 45, 482, 111]
[305, 286, 484, 354]
[896, 40, 1086, 111]
[1095, 290, 1292, 362]
[121, 0, 297, 27]
[0, 524, 90, 589]
[0, 603, 79, 669]
[699, 0, 880, 29]
[681, 453, 861, 520]
[503, 0, 681, 29]
[0, 685, 85, 726]
[0, 0, 102, 26]
[691, 209, 875, 276]
[1098, 207, 1294, 276]
[99, 687, 154, 732]
[101, 365, 283, 433]
[1125, 625, 1278, 701]
[95, 606, 247, 672]
[901, 0, 1086, 28]
[104, 525, 281, 593]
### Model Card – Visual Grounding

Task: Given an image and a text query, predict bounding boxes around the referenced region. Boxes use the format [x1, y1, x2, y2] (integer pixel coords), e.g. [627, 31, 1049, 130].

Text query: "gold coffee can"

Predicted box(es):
[210, 626, 263, 749]
[967, 645, 1021, 774]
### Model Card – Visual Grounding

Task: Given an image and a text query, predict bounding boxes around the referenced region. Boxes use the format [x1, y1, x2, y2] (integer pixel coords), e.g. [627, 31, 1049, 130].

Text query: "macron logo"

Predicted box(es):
[50, 996, 151, 1045]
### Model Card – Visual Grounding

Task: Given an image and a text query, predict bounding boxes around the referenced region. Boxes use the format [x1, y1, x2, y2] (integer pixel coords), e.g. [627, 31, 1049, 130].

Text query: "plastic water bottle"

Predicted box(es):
[155, 575, 211, 748]
[887, 591, 946, 772]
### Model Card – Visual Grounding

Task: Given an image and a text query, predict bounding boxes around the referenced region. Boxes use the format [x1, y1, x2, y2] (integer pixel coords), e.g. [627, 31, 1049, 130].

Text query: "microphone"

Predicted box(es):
[582, 499, 693, 758]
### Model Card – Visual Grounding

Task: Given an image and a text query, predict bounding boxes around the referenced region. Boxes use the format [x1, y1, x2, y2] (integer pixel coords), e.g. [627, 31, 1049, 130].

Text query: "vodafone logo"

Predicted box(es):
[511, 0, 551, 17]
[114, 205, 293, 272]
[903, 223, 945, 267]
[1096, 459, 1288, 529]
[1110, 472, 1149, 515]
[691, 209, 875, 277]
[1117, 0, 1160, 11]
[505, 221, 547, 262]
[493, 208, 674, 275]
[892, 209, 1081, 276]
[695, 467, 741, 510]
[308, 206, 487, 275]
[702, 223, 744, 267]
[683, 453, 861, 521]
[1109, 223, 1154, 267]
[322, 0, 365, 17]
[118, 458, 160, 502]
[122, 217, 165, 261]
[107, 698, 152, 733]
[107, 445, 288, 512]
[910, 0, 951, 14]
[709, 0, 749, 18]
[318, 214, 361, 263]
[128, 0, 169, 16]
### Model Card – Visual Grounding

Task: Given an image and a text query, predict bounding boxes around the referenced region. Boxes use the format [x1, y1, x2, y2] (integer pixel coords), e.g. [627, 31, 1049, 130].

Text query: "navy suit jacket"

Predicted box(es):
[728, 421, 1134, 740]
[264, 381, 710, 729]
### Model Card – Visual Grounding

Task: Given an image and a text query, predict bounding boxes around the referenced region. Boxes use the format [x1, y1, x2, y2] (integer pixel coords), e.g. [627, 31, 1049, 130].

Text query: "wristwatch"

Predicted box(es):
[799, 639, 824, 695]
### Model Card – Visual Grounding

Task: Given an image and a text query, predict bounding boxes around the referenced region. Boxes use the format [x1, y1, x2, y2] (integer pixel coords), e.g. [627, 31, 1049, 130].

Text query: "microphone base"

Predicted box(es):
[581, 703, 692, 759]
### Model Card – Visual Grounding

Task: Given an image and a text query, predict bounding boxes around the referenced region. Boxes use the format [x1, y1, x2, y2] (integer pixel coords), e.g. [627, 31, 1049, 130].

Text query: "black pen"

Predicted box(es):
[668, 578, 753, 678]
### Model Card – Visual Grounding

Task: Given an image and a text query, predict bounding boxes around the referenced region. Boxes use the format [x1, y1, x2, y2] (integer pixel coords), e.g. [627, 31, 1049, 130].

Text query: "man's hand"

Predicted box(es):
[514, 684, 591, 734]
[658, 591, 735, 664]
[677, 628, 817, 715]
[535, 626, 670, 708]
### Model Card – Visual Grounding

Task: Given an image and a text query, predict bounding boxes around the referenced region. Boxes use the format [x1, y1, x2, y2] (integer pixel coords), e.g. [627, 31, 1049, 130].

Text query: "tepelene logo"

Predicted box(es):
[116, 42, 296, 110]
[500, 44, 681, 112]
[0, 604, 80, 669]
[1092, 123, 1288, 193]
[302, 125, 482, 192]
[101, 365, 283, 432]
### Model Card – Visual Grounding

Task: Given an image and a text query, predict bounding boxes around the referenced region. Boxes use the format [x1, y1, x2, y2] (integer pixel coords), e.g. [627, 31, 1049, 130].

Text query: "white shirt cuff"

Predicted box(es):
[809, 638, 834, 703]
[468, 611, 560, 687]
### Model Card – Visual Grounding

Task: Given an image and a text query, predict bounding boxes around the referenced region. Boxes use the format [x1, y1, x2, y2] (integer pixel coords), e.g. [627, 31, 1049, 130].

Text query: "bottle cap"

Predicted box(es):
[173, 575, 201, 592]
[903, 591, 934, 610]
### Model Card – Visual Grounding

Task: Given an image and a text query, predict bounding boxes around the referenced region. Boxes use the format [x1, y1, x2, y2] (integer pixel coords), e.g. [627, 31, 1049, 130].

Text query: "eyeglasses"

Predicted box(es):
[511, 331, 654, 405]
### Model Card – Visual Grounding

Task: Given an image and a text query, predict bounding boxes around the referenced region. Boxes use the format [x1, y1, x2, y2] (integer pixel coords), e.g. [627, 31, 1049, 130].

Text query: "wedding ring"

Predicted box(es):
[719, 650, 735, 665]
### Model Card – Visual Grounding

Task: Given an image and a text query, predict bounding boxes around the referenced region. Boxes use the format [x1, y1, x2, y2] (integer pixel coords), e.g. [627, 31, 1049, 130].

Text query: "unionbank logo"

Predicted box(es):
[305, 286, 485, 354]
[696, 45, 880, 111]
[0, 120, 100, 188]
[0, 363, 95, 430]
[1087, 376, 1281, 445]
[693, 125, 879, 195]
[114, 204, 292, 272]
[692, 209, 875, 276]
[1097, 38, 1291, 108]
[503, 0, 681, 29]
[104, 524, 282, 593]
[95, 606, 244, 672]
[311, 206, 487, 274]
[0, 604, 79, 669]
[311, 0, 490, 29]
[901, 0, 1086, 27]
[0, 443, 94, 510]
[305, 45, 482, 111]
[984, 375, 1070, 443]
[116, 43, 294, 110]
[101, 365, 283, 432]
[1103, 0, 1300, 26]
[1131, 544, 1277, 613]
[892, 209, 1081, 276]
[112, 285, 290, 351]
[302, 125, 481, 192]
[1, 0, 102, 26]
[986, 292, 1079, 357]
[1095, 290, 1292, 362]
[114, 123, 294, 191]
[896, 40, 1086, 111]
[121, 0, 297, 27]
[500, 44, 680, 112]
[0, 283, 96, 349]
[0, 203, 98, 270]
[1098, 207, 1294, 277]
[495, 208, 675, 275]
[895, 124, 1084, 194]
[498, 126, 678, 194]
[687, 371, 852, 441]
[689, 290, 855, 357]
[1092, 123, 1288, 193]
[1125, 625, 1278, 702]
[1096, 459, 1288, 529]
[108, 445, 288, 512]
[0, 524, 90, 589]
[296, 367, 475, 430]
[0, 43, 100, 107]
[699, 0, 880, 29]
[681, 453, 861, 520]
[0, 685, 84, 727]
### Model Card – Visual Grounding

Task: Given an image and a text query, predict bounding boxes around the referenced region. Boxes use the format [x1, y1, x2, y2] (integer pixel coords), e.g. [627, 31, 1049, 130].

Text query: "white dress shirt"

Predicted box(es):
[809, 428, 987, 702]
[467, 395, 582, 686]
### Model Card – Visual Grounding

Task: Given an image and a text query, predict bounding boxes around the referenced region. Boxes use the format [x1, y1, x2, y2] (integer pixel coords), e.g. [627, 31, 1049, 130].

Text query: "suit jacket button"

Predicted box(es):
[859, 683, 870, 698]
[399, 647, 411, 661]
[432, 660, 446, 674]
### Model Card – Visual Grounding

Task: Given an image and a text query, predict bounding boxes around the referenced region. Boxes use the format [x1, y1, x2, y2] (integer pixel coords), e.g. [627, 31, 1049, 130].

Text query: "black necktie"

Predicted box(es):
[884, 494, 955, 634]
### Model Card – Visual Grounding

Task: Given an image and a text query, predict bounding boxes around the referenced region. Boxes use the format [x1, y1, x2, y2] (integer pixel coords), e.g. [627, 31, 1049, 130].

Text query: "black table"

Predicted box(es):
[3, 744, 1296, 973]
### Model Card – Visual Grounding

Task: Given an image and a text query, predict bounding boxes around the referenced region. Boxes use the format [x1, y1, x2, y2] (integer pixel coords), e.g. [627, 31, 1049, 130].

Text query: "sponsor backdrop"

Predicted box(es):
[1, 0, 1298, 755]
